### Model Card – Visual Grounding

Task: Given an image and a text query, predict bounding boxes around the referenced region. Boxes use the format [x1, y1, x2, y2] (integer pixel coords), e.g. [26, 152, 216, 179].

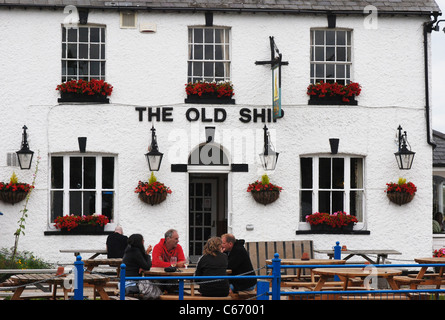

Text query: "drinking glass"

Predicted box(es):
[170, 256, 177, 267]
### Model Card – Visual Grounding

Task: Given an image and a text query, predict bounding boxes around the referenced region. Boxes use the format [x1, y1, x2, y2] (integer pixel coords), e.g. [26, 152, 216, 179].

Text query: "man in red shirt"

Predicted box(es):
[152, 229, 186, 268]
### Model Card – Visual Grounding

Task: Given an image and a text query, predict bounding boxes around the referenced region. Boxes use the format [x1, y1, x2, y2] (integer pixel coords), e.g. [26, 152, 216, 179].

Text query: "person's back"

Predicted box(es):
[226, 238, 257, 292]
[106, 227, 128, 258]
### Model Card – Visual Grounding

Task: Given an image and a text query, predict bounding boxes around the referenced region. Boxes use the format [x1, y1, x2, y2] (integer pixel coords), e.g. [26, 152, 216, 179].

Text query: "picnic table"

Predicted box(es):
[315, 249, 402, 264]
[60, 249, 107, 259]
[8, 273, 111, 300]
[394, 257, 445, 290]
[83, 258, 122, 274]
[312, 267, 402, 291]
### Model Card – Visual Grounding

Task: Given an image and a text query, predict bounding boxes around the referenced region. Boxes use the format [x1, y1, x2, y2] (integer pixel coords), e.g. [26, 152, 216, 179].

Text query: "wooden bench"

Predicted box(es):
[393, 276, 424, 289]
[245, 240, 314, 277]
[340, 293, 410, 300]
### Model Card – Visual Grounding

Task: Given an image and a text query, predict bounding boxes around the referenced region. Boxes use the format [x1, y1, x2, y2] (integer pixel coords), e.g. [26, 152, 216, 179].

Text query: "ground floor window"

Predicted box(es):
[50, 154, 116, 222]
[300, 155, 364, 222]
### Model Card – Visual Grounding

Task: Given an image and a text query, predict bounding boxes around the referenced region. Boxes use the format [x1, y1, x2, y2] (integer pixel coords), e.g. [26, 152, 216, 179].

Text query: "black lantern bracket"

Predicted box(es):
[259, 125, 279, 171]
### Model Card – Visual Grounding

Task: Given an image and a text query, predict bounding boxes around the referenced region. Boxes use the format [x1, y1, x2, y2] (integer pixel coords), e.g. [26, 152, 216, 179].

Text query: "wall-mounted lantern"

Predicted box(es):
[395, 125, 415, 170]
[16, 125, 34, 170]
[145, 125, 163, 171]
[259, 125, 279, 171]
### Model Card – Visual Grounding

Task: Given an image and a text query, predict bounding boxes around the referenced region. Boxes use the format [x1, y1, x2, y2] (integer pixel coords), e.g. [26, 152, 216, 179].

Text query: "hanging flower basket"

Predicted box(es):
[0, 191, 28, 204]
[135, 173, 172, 206]
[0, 173, 34, 205]
[385, 178, 417, 206]
[138, 192, 168, 205]
[251, 190, 280, 205]
[247, 174, 283, 206]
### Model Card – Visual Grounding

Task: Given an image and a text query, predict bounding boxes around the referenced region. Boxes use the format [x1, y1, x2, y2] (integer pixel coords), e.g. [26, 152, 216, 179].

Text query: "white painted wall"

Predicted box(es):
[0, 8, 433, 265]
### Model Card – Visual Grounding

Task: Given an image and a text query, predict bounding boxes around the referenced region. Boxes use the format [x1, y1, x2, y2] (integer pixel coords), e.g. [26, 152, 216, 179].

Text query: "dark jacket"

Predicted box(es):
[122, 245, 152, 277]
[226, 239, 257, 292]
[195, 252, 230, 297]
[106, 232, 128, 258]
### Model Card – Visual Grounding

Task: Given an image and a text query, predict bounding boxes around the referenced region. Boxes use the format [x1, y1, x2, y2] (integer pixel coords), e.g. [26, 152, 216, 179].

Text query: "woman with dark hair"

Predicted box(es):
[122, 234, 161, 299]
[195, 237, 230, 297]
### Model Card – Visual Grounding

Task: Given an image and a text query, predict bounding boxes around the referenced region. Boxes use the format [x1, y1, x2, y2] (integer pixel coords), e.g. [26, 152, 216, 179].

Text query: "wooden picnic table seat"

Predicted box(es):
[339, 293, 410, 300]
[393, 275, 424, 288]
[159, 294, 233, 300]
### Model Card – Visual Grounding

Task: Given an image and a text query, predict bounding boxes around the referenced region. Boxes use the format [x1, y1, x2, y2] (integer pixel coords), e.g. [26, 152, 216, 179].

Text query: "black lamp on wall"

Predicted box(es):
[259, 125, 279, 171]
[145, 125, 163, 171]
[16, 125, 34, 170]
[394, 125, 415, 170]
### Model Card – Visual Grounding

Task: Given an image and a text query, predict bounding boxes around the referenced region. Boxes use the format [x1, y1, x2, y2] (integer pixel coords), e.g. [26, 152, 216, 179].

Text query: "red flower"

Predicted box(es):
[56, 79, 113, 97]
[185, 81, 234, 98]
[135, 180, 172, 197]
[307, 81, 361, 99]
[54, 214, 109, 231]
[305, 211, 358, 228]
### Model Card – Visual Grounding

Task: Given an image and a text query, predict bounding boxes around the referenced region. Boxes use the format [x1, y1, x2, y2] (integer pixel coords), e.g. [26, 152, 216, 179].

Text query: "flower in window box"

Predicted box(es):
[56, 79, 113, 103]
[305, 211, 358, 231]
[54, 214, 109, 232]
[247, 174, 282, 205]
[307, 81, 361, 105]
[433, 248, 445, 258]
[135, 172, 172, 206]
[385, 178, 416, 205]
[0, 172, 34, 205]
[185, 81, 235, 104]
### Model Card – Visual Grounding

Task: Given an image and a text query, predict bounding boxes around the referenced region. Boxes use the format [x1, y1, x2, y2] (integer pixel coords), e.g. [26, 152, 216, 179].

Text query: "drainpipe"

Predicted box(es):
[424, 14, 439, 149]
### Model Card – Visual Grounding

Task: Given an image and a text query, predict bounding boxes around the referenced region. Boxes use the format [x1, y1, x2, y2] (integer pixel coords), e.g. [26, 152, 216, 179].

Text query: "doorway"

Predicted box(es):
[188, 173, 228, 262]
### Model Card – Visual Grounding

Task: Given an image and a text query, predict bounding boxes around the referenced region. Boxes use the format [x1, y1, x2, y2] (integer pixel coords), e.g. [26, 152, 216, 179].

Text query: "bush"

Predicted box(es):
[0, 248, 54, 282]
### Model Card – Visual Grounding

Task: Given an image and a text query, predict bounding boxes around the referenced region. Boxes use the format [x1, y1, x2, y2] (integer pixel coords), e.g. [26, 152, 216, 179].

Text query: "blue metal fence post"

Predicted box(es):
[179, 280, 184, 300]
[271, 253, 281, 300]
[334, 241, 341, 260]
[120, 263, 126, 300]
[74, 255, 84, 300]
[256, 281, 269, 300]
[334, 241, 341, 281]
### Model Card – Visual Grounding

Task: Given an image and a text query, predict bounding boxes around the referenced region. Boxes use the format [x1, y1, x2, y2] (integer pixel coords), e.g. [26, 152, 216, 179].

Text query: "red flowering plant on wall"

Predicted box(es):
[185, 81, 234, 98]
[307, 81, 361, 102]
[247, 174, 283, 193]
[56, 79, 113, 96]
[135, 172, 172, 197]
[433, 248, 445, 258]
[305, 211, 358, 228]
[54, 214, 109, 231]
[0, 172, 33, 194]
[385, 178, 417, 196]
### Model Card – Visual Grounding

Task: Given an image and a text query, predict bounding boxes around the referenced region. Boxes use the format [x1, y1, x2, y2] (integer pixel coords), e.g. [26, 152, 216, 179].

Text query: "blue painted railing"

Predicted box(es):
[72, 242, 445, 300]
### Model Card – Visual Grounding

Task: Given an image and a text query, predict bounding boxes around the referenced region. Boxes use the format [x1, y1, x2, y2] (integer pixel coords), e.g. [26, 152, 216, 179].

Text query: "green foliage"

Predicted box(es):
[261, 174, 270, 185]
[9, 171, 18, 184]
[149, 172, 157, 184]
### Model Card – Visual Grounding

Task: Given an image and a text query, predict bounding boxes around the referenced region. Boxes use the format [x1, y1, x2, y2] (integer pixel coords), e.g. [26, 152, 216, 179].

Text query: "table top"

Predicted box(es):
[143, 267, 196, 276]
[312, 267, 402, 278]
[415, 257, 445, 264]
[60, 249, 107, 254]
[83, 258, 122, 266]
[265, 258, 346, 265]
[10, 273, 110, 284]
[315, 249, 402, 255]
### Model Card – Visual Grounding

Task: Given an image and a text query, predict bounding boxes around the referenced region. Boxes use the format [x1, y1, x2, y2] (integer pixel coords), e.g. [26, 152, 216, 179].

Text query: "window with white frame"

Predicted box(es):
[61, 26, 106, 82]
[50, 155, 115, 222]
[300, 156, 364, 223]
[310, 29, 352, 85]
[187, 27, 231, 83]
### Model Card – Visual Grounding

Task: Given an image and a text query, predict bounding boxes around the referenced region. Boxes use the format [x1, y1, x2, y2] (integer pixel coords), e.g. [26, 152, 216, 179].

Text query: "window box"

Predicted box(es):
[185, 93, 235, 104]
[58, 92, 109, 104]
[59, 224, 104, 235]
[310, 223, 354, 233]
[308, 94, 357, 106]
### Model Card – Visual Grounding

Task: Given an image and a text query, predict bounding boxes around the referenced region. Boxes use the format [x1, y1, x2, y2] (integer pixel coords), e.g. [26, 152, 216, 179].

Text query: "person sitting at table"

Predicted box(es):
[195, 237, 230, 297]
[152, 229, 186, 268]
[434, 212, 444, 233]
[221, 233, 257, 293]
[106, 226, 128, 258]
[122, 234, 161, 299]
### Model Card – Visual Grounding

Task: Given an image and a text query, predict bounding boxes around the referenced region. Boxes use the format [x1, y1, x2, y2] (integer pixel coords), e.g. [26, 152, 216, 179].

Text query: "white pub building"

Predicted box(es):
[0, 0, 442, 265]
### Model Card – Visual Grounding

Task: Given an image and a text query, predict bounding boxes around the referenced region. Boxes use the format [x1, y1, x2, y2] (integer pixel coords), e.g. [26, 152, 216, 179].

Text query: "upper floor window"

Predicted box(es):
[187, 27, 231, 83]
[300, 155, 364, 224]
[61, 26, 106, 82]
[50, 155, 116, 223]
[310, 29, 352, 85]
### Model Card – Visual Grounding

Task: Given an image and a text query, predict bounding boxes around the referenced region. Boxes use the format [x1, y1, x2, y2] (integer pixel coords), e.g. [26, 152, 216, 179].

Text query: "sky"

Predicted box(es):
[432, 0, 445, 133]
